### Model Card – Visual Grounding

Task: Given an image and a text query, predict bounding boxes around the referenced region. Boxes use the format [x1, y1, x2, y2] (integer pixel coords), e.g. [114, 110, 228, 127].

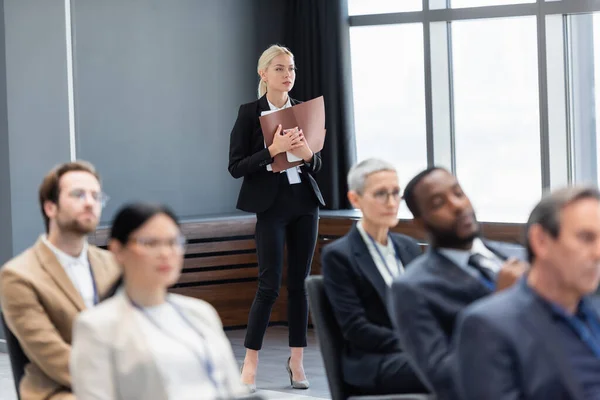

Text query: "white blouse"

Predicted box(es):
[134, 302, 222, 400]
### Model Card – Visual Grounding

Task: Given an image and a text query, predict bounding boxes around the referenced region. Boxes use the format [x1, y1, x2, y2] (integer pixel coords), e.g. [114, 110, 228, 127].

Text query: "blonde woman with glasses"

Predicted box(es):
[71, 203, 246, 400]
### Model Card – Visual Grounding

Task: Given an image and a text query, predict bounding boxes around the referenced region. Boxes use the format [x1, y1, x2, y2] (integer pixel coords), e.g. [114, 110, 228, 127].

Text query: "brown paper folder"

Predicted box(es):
[259, 96, 326, 172]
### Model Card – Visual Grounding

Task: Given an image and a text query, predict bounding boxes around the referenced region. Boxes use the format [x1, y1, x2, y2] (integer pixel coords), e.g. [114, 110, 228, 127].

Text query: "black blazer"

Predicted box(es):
[455, 278, 597, 400]
[228, 95, 325, 213]
[322, 225, 423, 389]
[388, 241, 527, 400]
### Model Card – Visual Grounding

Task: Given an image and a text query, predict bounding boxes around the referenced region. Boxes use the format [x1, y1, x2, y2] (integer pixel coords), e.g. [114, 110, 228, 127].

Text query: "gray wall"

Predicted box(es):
[0, 0, 288, 345]
[73, 0, 262, 224]
[1, 0, 287, 254]
[0, 0, 11, 267]
[4, 0, 71, 257]
[0, 0, 7, 346]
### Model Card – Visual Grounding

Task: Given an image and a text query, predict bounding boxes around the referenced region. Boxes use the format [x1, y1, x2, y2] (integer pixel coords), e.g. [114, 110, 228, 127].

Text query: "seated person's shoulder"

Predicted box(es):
[321, 236, 353, 274]
[0, 246, 41, 283]
[389, 232, 420, 247]
[487, 240, 527, 260]
[399, 252, 433, 279]
[76, 295, 123, 332]
[169, 294, 222, 327]
[461, 286, 522, 328]
[323, 234, 351, 254]
[88, 245, 119, 268]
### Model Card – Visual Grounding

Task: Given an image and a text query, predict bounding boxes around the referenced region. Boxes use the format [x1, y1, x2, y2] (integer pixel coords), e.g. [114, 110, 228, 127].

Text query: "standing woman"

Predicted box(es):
[228, 44, 325, 391]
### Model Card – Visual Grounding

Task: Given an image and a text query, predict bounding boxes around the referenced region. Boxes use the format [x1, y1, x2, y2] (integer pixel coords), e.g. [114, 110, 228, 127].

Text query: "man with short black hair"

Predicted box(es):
[0, 161, 121, 400]
[388, 167, 528, 399]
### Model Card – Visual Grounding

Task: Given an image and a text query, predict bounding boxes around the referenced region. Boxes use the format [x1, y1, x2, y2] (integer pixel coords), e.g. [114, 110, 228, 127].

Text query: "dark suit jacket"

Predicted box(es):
[455, 278, 596, 400]
[388, 240, 527, 400]
[228, 95, 325, 213]
[322, 225, 423, 389]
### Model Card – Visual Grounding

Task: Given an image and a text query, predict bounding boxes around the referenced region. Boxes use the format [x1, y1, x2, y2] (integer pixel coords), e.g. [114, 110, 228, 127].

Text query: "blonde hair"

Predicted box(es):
[257, 44, 294, 98]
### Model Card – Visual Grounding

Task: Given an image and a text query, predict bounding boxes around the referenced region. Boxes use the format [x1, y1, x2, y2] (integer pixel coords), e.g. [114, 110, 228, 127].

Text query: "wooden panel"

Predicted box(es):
[88, 215, 257, 246]
[177, 267, 258, 284]
[185, 239, 256, 255]
[170, 282, 287, 327]
[183, 253, 258, 270]
[181, 218, 256, 240]
[318, 217, 524, 245]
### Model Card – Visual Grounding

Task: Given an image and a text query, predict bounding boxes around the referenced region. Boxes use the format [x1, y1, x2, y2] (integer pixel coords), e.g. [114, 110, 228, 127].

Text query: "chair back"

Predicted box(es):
[306, 275, 348, 400]
[1, 311, 28, 400]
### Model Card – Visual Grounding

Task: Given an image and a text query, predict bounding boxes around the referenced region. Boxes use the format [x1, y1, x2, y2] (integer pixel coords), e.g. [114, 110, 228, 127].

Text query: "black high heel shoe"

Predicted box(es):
[286, 356, 310, 389]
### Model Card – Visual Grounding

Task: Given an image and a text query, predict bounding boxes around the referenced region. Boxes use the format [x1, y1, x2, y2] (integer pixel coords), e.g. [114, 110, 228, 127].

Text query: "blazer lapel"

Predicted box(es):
[257, 94, 270, 115]
[485, 240, 509, 261]
[430, 249, 492, 298]
[348, 226, 388, 305]
[391, 237, 413, 267]
[88, 247, 119, 301]
[519, 284, 586, 400]
[34, 238, 86, 311]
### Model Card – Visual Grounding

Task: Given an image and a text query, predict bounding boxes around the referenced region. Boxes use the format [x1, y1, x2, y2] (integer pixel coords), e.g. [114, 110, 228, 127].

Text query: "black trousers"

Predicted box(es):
[244, 175, 319, 350]
[348, 353, 429, 396]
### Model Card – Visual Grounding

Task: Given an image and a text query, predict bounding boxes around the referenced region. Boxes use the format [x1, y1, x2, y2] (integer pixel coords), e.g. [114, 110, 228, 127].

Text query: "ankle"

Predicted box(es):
[289, 357, 303, 366]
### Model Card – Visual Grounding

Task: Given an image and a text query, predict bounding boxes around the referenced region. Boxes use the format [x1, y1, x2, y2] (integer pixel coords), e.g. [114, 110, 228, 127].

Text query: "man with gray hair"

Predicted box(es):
[321, 158, 430, 396]
[455, 186, 600, 400]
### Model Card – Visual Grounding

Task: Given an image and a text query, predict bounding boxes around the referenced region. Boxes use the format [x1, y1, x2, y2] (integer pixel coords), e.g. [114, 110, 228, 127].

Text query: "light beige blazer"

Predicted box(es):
[0, 237, 121, 400]
[71, 290, 247, 400]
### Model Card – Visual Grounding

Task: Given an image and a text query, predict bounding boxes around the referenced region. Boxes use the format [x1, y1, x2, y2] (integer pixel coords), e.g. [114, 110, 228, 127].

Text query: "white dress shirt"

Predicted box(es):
[262, 97, 302, 184]
[134, 302, 220, 400]
[356, 221, 404, 286]
[42, 235, 96, 308]
[438, 237, 503, 279]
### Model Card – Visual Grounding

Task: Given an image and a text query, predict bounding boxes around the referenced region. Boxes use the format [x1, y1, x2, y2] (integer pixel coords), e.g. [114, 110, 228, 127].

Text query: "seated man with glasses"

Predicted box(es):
[0, 161, 121, 400]
[321, 159, 430, 396]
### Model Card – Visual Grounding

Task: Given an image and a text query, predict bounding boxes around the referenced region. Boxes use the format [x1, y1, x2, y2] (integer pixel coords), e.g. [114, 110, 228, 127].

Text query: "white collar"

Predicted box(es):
[42, 234, 89, 266]
[267, 96, 291, 111]
[438, 237, 499, 271]
[470, 237, 496, 258]
[357, 221, 394, 254]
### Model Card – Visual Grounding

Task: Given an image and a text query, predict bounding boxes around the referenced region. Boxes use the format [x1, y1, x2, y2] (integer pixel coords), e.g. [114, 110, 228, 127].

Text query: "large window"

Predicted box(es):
[451, 0, 534, 8]
[348, 2, 600, 222]
[452, 17, 541, 222]
[594, 14, 600, 183]
[348, 0, 421, 15]
[349, 23, 427, 217]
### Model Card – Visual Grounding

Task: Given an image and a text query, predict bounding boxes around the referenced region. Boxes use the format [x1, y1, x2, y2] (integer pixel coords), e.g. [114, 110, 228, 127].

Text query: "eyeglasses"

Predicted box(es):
[370, 189, 402, 204]
[67, 189, 110, 208]
[129, 235, 187, 254]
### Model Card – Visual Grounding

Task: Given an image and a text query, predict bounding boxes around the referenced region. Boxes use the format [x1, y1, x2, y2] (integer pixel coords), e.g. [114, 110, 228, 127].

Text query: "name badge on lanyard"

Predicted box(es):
[128, 296, 223, 393]
[367, 234, 403, 277]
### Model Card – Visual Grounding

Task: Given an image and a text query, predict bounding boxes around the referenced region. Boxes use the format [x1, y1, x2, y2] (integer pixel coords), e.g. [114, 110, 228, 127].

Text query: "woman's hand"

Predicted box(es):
[289, 129, 313, 162]
[268, 125, 303, 156]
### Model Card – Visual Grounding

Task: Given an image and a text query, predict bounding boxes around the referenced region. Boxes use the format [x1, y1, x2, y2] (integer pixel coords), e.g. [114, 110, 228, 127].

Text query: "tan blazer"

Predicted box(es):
[0, 237, 121, 400]
[71, 291, 247, 400]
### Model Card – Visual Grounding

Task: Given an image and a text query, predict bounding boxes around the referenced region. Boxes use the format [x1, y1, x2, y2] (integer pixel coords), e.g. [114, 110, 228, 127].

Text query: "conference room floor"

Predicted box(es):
[0, 326, 330, 400]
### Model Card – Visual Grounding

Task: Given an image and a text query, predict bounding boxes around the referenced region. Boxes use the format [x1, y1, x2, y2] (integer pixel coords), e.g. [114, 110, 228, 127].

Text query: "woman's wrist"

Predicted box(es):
[268, 144, 280, 157]
[303, 151, 313, 163]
